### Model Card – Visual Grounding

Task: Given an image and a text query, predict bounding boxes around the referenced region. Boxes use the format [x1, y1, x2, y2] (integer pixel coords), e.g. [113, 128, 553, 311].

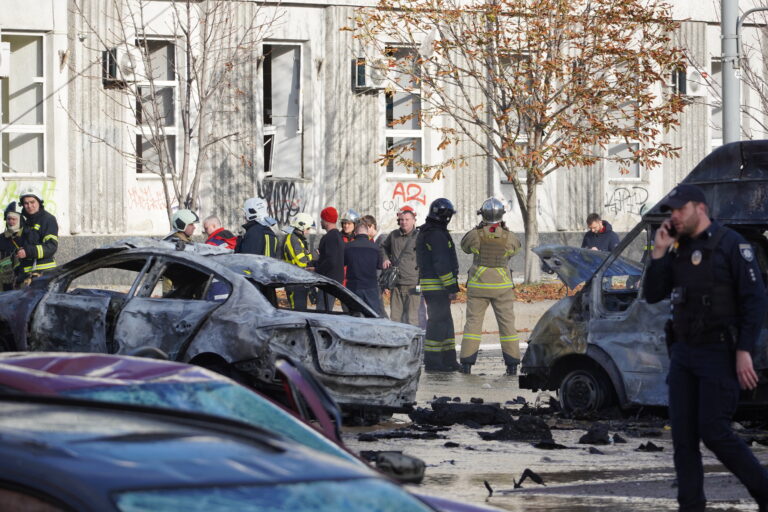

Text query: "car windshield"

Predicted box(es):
[61, 380, 352, 462]
[115, 478, 433, 512]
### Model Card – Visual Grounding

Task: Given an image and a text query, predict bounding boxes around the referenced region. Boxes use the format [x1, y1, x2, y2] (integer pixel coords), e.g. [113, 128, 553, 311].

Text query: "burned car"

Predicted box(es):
[0, 238, 423, 419]
[520, 140, 768, 413]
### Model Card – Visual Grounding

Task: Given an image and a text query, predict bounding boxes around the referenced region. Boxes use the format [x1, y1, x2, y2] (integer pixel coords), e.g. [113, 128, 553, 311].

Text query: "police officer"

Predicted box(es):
[644, 184, 768, 512]
[164, 209, 199, 243]
[283, 212, 315, 311]
[16, 188, 58, 288]
[416, 198, 460, 372]
[459, 198, 522, 375]
[236, 197, 278, 257]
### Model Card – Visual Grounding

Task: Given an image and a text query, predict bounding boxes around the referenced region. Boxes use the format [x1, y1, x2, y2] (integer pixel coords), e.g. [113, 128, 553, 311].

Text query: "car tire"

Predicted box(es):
[559, 368, 612, 414]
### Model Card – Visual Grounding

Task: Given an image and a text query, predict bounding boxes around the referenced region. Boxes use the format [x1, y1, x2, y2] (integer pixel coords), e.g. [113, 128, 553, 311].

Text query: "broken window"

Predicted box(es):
[0, 33, 45, 175]
[58, 258, 150, 297]
[262, 43, 302, 178]
[135, 39, 178, 174]
[151, 262, 230, 301]
[251, 281, 374, 317]
[598, 226, 648, 312]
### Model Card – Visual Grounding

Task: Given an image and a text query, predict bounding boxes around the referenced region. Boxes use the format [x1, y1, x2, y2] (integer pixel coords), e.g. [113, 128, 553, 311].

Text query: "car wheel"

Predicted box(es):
[559, 369, 610, 414]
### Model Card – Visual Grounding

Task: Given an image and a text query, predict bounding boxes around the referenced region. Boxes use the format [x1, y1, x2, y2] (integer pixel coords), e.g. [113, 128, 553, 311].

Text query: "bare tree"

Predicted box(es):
[69, 0, 281, 221]
[352, 0, 687, 282]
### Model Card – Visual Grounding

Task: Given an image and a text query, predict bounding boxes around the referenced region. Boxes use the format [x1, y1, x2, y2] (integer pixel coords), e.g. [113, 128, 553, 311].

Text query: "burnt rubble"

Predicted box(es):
[478, 415, 554, 443]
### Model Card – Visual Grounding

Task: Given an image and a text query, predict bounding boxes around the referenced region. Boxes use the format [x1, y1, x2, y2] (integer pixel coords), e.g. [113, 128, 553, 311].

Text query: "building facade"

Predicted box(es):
[1, 0, 766, 264]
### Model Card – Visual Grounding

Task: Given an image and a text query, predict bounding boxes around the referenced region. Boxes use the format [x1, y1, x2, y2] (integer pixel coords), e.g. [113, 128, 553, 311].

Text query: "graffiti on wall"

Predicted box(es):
[0, 181, 57, 214]
[128, 185, 168, 211]
[257, 179, 304, 225]
[382, 182, 429, 213]
[604, 186, 649, 216]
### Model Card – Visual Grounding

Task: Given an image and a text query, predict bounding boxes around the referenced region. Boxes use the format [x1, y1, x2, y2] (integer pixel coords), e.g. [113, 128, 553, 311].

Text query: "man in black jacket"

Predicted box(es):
[15, 188, 58, 288]
[644, 184, 768, 512]
[311, 207, 344, 311]
[581, 213, 620, 252]
[344, 223, 384, 316]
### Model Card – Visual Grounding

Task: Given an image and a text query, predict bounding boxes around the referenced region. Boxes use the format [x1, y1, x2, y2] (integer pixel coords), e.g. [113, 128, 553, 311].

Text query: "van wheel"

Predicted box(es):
[559, 369, 611, 414]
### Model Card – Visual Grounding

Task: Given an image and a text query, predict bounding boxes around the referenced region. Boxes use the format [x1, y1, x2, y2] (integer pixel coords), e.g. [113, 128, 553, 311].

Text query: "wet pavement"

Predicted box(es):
[343, 345, 768, 511]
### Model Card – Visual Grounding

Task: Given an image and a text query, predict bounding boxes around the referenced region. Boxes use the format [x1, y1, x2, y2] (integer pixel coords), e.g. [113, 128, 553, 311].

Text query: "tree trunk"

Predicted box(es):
[523, 181, 540, 283]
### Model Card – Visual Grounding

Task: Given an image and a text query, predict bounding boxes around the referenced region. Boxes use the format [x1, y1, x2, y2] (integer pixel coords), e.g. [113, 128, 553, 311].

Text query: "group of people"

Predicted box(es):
[0, 188, 59, 290]
[162, 195, 525, 375]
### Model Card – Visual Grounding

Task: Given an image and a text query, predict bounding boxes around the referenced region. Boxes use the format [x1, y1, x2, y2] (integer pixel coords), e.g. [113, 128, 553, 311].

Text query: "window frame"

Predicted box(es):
[134, 37, 180, 178]
[0, 31, 47, 177]
[382, 46, 424, 176]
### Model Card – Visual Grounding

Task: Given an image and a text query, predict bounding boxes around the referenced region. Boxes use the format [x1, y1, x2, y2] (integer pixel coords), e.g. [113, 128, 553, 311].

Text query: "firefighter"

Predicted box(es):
[164, 209, 199, 243]
[0, 202, 23, 290]
[236, 197, 278, 257]
[16, 188, 58, 288]
[283, 212, 315, 311]
[459, 198, 522, 375]
[416, 198, 461, 372]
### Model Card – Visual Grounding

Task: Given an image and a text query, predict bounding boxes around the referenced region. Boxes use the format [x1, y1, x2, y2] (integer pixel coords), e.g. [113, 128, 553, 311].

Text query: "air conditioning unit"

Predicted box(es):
[103, 45, 145, 88]
[685, 68, 707, 97]
[354, 57, 388, 91]
[0, 42, 10, 78]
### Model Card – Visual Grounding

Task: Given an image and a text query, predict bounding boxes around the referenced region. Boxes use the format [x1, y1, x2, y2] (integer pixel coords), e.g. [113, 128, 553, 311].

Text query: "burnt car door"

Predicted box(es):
[28, 256, 153, 353]
[112, 256, 231, 359]
[586, 222, 670, 407]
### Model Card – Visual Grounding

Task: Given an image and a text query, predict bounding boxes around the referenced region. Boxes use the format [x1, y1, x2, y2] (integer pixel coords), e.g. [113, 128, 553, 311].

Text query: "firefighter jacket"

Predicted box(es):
[206, 227, 237, 250]
[416, 219, 459, 292]
[461, 223, 521, 291]
[163, 231, 192, 243]
[283, 230, 313, 268]
[236, 221, 278, 257]
[18, 208, 58, 275]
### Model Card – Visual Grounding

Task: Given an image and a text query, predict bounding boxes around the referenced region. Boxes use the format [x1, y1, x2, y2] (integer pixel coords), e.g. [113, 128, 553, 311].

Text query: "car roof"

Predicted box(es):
[0, 352, 231, 394]
[643, 139, 768, 224]
[60, 238, 340, 287]
[0, 395, 373, 508]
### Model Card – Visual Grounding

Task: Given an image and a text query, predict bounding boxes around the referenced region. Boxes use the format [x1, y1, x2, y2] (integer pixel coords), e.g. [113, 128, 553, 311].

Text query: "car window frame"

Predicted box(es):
[48, 254, 155, 298]
[133, 255, 233, 301]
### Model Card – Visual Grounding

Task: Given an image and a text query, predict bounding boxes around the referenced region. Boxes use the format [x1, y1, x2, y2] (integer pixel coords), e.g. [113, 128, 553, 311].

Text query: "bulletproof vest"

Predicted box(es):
[475, 225, 511, 268]
[670, 226, 737, 342]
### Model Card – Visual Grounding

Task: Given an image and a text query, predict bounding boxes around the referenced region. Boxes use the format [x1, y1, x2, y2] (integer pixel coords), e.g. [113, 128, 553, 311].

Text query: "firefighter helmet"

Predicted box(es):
[243, 197, 269, 222]
[171, 209, 199, 231]
[291, 212, 315, 231]
[427, 198, 456, 224]
[19, 187, 44, 206]
[340, 209, 360, 224]
[478, 197, 505, 223]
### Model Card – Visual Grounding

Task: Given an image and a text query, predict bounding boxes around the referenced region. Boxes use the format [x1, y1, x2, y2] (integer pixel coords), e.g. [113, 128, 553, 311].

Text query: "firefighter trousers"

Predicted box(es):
[460, 286, 519, 365]
[423, 290, 459, 371]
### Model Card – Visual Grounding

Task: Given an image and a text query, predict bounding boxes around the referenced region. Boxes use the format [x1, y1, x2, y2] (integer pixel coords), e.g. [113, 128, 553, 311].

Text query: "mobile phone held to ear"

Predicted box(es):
[666, 223, 677, 237]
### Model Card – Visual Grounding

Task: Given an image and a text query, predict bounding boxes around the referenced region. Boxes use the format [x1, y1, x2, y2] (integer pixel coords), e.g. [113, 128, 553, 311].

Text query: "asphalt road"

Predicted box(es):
[343, 346, 768, 512]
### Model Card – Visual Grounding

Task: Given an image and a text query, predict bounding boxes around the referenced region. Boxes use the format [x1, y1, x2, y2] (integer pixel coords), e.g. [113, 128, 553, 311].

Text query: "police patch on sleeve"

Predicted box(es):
[739, 243, 755, 262]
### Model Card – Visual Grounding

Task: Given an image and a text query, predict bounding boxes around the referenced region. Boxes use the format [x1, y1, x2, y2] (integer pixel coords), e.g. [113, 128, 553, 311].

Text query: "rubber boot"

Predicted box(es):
[460, 363, 472, 374]
[505, 363, 518, 376]
[442, 349, 461, 372]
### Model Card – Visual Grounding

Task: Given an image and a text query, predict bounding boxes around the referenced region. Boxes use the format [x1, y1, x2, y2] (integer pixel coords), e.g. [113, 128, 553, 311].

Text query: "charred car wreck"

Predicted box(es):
[0, 239, 423, 419]
[520, 140, 768, 413]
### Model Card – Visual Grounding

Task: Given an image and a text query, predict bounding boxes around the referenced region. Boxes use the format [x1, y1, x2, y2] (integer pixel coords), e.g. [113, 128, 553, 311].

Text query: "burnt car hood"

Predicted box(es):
[534, 245, 642, 289]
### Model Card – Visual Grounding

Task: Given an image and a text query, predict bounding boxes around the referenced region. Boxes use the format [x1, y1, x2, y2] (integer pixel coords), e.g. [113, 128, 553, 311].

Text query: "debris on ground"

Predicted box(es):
[533, 440, 569, 450]
[478, 415, 553, 443]
[578, 423, 611, 445]
[358, 427, 448, 442]
[358, 450, 426, 484]
[409, 400, 511, 426]
[636, 441, 664, 452]
[588, 446, 604, 455]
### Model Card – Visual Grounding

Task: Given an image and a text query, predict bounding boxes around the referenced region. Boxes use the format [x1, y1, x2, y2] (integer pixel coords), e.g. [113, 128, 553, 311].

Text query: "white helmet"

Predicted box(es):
[243, 197, 269, 222]
[19, 187, 44, 205]
[290, 212, 315, 231]
[171, 209, 199, 231]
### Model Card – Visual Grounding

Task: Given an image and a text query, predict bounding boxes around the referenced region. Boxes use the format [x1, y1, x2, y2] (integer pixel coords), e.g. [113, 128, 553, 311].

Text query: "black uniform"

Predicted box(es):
[311, 228, 345, 311]
[16, 207, 58, 287]
[236, 221, 278, 257]
[644, 221, 768, 512]
[416, 218, 460, 371]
